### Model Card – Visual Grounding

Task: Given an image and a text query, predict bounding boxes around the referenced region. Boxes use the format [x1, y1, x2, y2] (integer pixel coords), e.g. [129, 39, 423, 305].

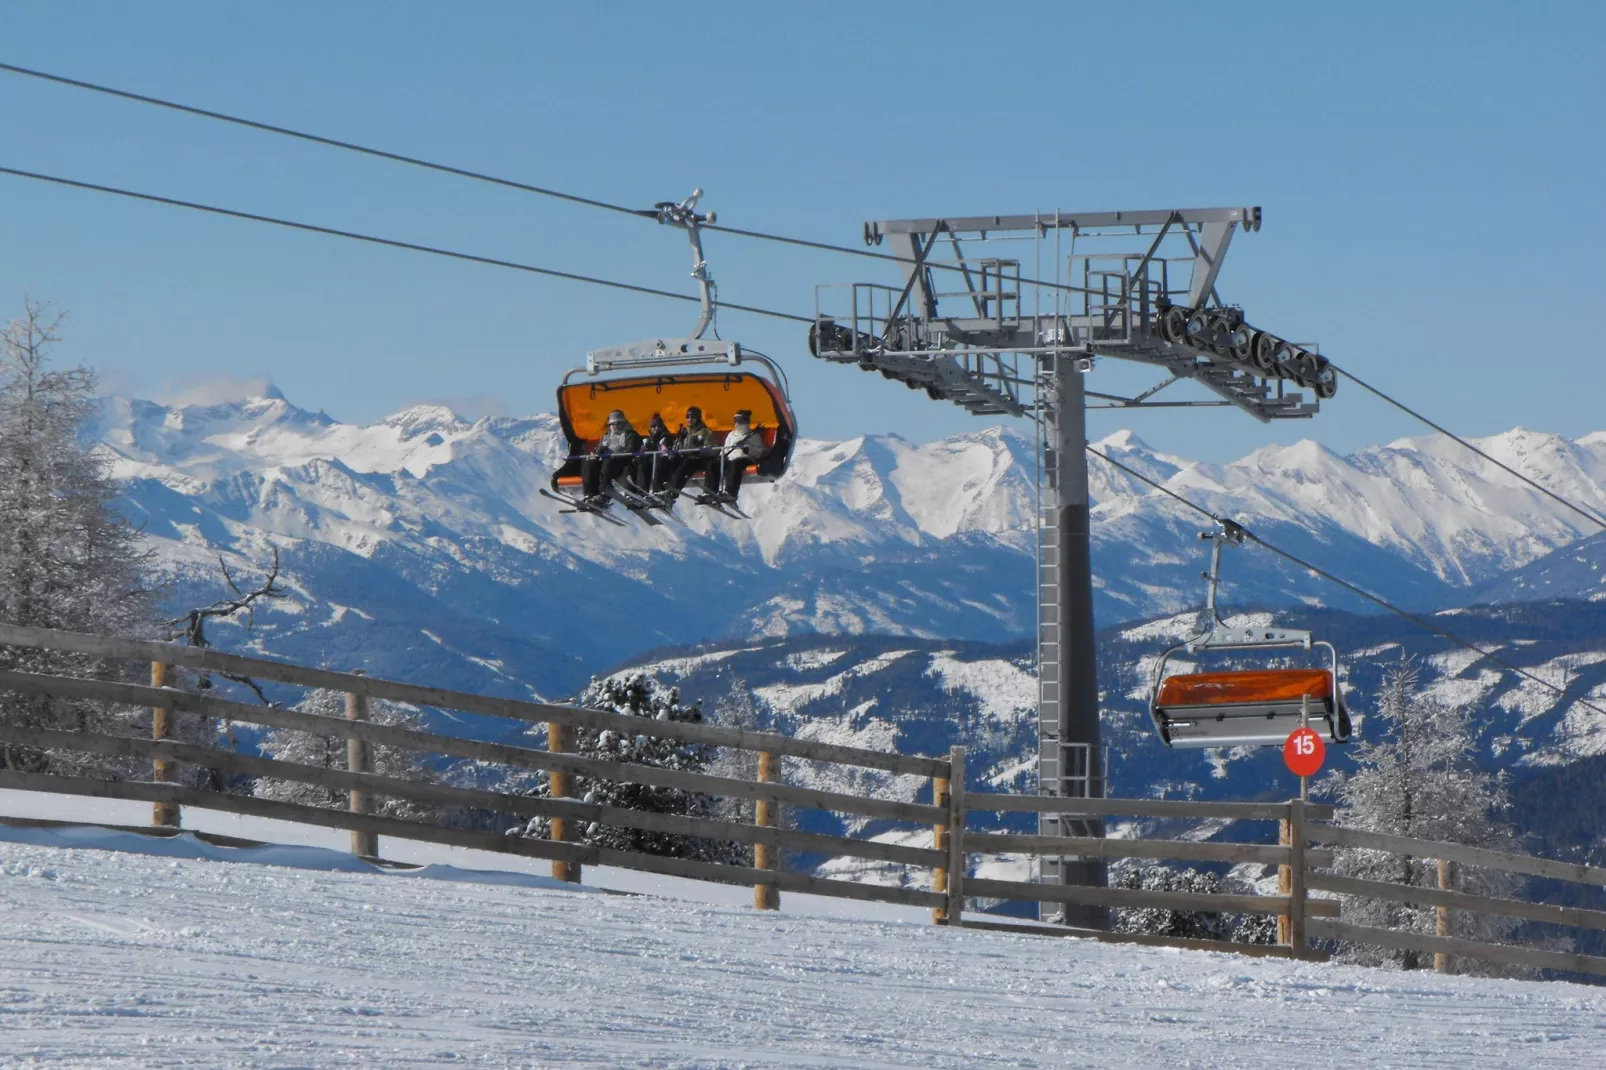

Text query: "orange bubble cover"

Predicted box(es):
[1155, 668, 1334, 708]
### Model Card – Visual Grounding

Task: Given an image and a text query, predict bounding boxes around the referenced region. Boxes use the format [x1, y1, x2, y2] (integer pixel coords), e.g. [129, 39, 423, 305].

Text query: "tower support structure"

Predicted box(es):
[807, 205, 1324, 925]
[1036, 357, 1107, 924]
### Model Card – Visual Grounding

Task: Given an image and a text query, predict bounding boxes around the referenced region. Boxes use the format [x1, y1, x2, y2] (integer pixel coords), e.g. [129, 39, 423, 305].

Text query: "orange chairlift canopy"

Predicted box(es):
[553, 370, 797, 488]
[1150, 663, 1350, 749]
[1154, 668, 1335, 709]
[1148, 526, 1353, 749]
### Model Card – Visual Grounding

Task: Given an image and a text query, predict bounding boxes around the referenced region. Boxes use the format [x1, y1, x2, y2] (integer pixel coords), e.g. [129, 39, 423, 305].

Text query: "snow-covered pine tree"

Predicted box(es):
[0, 300, 153, 778]
[1322, 656, 1525, 971]
[1111, 864, 1274, 944]
[254, 688, 442, 821]
[521, 673, 748, 866]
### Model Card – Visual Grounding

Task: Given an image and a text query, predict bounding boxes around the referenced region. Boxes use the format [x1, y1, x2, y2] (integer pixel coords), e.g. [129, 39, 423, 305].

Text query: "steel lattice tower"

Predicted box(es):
[809, 206, 1329, 925]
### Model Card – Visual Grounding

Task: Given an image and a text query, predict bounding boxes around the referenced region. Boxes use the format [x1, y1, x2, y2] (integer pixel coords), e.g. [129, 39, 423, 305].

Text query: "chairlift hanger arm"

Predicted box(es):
[650, 188, 719, 340]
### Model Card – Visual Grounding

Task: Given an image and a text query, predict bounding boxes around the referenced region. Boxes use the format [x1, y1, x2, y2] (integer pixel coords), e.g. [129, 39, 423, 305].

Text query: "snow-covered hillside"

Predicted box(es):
[598, 602, 1606, 878]
[4, 819, 1603, 1067]
[91, 385, 1606, 695]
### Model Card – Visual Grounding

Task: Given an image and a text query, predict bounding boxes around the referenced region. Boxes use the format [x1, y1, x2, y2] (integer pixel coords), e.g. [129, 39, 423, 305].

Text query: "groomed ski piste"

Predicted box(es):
[3, 793, 1603, 1068]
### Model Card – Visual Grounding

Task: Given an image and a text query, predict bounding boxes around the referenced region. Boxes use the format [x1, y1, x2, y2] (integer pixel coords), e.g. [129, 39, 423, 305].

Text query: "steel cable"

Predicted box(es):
[0, 166, 813, 325]
[1086, 443, 1605, 719]
[0, 61, 1097, 295]
[12, 59, 1606, 637]
[1331, 364, 1606, 531]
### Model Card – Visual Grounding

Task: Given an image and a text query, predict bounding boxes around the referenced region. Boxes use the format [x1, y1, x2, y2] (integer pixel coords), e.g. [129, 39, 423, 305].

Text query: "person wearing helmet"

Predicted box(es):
[664, 405, 717, 501]
[715, 409, 767, 504]
[581, 410, 642, 504]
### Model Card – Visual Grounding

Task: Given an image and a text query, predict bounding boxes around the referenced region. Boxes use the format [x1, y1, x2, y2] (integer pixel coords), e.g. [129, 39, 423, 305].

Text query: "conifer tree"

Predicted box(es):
[1323, 656, 1525, 970]
[1111, 864, 1275, 944]
[522, 673, 747, 865]
[0, 299, 152, 777]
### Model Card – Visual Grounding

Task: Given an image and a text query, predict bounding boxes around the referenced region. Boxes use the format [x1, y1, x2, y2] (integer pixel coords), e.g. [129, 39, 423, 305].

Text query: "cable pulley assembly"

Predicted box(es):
[1158, 300, 1337, 399]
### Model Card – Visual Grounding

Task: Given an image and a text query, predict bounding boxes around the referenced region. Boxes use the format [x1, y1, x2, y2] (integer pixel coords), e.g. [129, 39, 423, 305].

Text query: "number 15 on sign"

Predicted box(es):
[1284, 726, 1325, 778]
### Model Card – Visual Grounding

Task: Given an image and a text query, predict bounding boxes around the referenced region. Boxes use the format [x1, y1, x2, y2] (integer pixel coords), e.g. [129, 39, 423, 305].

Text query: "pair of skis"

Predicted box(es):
[541, 477, 749, 524]
[540, 479, 673, 526]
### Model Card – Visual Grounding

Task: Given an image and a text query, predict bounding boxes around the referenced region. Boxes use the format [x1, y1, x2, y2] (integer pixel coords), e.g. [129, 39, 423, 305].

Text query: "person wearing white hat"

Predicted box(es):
[581, 409, 642, 505]
[715, 409, 767, 504]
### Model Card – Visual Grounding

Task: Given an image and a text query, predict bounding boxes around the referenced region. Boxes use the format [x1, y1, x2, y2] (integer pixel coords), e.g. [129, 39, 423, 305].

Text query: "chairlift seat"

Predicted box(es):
[1151, 668, 1351, 749]
[552, 371, 796, 489]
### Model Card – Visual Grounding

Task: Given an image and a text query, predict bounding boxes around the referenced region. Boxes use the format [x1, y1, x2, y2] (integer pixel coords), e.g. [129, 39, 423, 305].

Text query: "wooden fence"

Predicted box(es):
[4, 623, 1606, 978]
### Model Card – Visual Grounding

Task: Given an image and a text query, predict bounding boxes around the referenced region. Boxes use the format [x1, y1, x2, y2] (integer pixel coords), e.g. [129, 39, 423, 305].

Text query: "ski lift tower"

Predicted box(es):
[809, 206, 1331, 925]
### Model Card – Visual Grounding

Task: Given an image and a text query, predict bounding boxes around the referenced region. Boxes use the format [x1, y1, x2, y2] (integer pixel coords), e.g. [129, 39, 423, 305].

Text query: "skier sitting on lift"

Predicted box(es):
[581, 409, 643, 505]
[664, 405, 718, 501]
[639, 413, 675, 492]
[715, 409, 767, 504]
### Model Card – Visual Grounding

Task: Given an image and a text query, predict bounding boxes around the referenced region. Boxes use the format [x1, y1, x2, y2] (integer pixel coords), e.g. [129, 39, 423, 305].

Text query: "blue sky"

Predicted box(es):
[0, 1, 1600, 461]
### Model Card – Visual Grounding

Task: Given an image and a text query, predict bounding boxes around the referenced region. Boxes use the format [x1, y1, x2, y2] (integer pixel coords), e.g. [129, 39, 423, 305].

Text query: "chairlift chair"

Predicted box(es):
[550, 341, 797, 495]
[542, 190, 797, 521]
[1148, 524, 1352, 749]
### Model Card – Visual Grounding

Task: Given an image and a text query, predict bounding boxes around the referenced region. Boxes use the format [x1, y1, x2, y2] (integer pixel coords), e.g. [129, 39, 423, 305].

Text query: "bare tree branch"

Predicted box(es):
[164, 546, 286, 648]
[163, 547, 287, 704]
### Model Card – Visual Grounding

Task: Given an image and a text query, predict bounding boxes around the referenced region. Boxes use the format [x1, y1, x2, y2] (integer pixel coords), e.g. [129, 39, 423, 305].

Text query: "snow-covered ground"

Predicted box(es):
[3, 795, 1605, 1066]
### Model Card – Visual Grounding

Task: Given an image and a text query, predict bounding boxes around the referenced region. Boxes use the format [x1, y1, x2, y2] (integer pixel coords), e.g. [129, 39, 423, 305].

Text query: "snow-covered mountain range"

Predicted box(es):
[92, 385, 1606, 696]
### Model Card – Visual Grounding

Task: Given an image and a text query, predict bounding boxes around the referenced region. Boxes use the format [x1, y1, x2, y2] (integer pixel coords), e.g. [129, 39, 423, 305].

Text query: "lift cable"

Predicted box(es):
[1329, 363, 1606, 531]
[0, 62, 648, 221]
[0, 166, 813, 325]
[12, 162, 1604, 545]
[20, 62, 1606, 535]
[1086, 443, 1604, 719]
[0, 60, 1097, 296]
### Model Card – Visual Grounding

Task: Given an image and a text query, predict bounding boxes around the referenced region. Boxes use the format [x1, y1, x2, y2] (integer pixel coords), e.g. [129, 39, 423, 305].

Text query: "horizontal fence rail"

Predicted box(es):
[965, 876, 1338, 919]
[0, 722, 946, 869]
[8, 622, 1606, 978]
[1307, 872, 1606, 934]
[0, 624, 947, 777]
[0, 770, 944, 909]
[1307, 823, 1606, 890]
[1307, 919, 1606, 980]
[966, 794, 1335, 822]
[962, 830, 1334, 869]
[0, 669, 945, 825]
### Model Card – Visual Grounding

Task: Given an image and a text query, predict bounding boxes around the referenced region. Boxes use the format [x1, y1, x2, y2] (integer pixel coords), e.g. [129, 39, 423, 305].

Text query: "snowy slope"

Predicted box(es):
[1471, 527, 1606, 605]
[90, 385, 1606, 695]
[5, 824, 1605, 1067]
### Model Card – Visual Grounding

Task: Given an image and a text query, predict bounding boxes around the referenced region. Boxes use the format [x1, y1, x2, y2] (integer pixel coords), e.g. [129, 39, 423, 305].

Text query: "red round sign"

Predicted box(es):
[1283, 727, 1326, 777]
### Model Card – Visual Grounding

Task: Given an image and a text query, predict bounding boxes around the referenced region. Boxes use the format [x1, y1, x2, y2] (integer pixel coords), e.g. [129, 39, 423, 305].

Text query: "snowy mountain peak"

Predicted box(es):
[384, 404, 472, 441]
[1092, 429, 1151, 453]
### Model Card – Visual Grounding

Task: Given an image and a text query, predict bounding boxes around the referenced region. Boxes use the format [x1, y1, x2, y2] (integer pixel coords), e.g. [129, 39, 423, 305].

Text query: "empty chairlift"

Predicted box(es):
[1149, 524, 1352, 749]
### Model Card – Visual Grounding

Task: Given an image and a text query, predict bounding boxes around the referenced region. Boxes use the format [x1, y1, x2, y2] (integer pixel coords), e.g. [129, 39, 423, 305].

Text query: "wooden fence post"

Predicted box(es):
[1435, 858, 1454, 973]
[944, 746, 966, 927]
[1277, 806, 1291, 946]
[1287, 797, 1307, 958]
[932, 764, 950, 925]
[150, 661, 179, 827]
[547, 722, 581, 884]
[754, 750, 780, 910]
[345, 685, 377, 858]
